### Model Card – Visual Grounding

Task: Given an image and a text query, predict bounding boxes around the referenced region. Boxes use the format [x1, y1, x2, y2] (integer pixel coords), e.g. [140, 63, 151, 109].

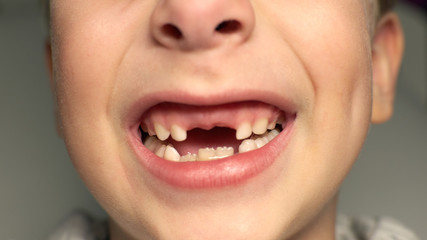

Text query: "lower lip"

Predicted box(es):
[128, 118, 295, 189]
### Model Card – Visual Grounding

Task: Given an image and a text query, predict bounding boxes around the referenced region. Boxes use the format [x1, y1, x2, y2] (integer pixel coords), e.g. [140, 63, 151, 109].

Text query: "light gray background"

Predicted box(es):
[1, 1, 426, 239]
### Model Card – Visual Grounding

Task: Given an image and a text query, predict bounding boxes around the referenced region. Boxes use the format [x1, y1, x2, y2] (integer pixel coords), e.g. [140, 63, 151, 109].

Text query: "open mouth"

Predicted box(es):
[139, 101, 290, 162]
[130, 99, 296, 188]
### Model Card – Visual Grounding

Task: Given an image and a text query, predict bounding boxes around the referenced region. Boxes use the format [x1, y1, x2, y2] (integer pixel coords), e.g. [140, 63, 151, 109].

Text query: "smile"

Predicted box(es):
[140, 101, 288, 162]
[128, 93, 297, 189]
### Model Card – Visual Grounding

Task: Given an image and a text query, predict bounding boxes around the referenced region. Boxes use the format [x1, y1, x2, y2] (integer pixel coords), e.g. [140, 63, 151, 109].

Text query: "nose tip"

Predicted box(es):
[150, 0, 255, 51]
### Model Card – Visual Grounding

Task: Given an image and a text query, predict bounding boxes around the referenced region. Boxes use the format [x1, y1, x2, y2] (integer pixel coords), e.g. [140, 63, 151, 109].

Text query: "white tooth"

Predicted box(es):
[267, 121, 276, 130]
[154, 123, 170, 141]
[215, 147, 234, 158]
[155, 144, 167, 158]
[164, 145, 180, 162]
[238, 139, 257, 153]
[271, 129, 280, 137]
[170, 124, 187, 142]
[252, 118, 268, 135]
[236, 122, 252, 140]
[144, 136, 159, 151]
[267, 129, 280, 141]
[180, 153, 197, 162]
[255, 137, 269, 148]
[198, 148, 216, 161]
[271, 129, 280, 136]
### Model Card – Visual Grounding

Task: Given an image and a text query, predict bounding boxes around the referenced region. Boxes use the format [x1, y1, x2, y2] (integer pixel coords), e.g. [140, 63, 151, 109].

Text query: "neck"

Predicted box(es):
[109, 220, 141, 240]
[288, 195, 338, 240]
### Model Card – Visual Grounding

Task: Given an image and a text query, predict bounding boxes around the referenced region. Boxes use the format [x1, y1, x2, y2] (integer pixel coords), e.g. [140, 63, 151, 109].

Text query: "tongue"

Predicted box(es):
[169, 127, 241, 155]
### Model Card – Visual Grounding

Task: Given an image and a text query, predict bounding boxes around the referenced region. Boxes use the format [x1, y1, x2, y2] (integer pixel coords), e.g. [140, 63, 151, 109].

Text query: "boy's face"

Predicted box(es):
[48, 0, 396, 239]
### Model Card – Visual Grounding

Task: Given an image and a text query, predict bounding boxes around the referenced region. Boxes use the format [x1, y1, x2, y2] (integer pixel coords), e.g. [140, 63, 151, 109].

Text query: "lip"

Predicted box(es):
[125, 90, 297, 189]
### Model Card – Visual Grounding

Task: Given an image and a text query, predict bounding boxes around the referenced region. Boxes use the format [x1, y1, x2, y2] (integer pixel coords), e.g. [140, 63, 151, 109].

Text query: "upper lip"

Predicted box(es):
[124, 89, 299, 132]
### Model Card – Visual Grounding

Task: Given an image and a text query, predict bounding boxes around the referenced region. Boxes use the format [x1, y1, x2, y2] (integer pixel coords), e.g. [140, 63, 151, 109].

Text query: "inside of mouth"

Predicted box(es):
[137, 101, 290, 162]
[139, 124, 283, 162]
[168, 127, 241, 154]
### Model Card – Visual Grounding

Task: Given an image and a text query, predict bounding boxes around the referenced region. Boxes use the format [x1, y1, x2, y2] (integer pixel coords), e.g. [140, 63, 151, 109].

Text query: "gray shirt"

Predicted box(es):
[48, 210, 420, 240]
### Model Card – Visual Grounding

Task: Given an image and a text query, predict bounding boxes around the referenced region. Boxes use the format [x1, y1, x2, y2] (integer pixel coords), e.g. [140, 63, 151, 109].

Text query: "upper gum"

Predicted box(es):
[140, 101, 282, 133]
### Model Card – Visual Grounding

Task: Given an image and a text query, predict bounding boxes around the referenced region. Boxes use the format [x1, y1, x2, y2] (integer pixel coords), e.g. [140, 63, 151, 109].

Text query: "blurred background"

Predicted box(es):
[0, 0, 426, 239]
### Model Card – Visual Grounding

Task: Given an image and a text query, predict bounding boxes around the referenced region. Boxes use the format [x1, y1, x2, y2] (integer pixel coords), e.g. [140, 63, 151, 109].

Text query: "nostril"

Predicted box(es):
[215, 20, 241, 34]
[162, 24, 183, 39]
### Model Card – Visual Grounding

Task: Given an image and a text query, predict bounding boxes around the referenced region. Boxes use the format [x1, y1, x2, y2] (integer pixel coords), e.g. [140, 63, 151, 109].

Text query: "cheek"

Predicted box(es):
[263, 1, 374, 177]
[262, 0, 373, 126]
[302, 11, 373, 164]
[50, 1, 151, 123]
[49, 0, 161, 215]
[281, 1, 373, 123]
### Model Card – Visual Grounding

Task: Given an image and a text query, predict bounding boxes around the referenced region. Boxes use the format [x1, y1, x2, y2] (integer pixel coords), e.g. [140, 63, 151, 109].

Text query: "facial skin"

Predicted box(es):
[47, 0, 403, 239]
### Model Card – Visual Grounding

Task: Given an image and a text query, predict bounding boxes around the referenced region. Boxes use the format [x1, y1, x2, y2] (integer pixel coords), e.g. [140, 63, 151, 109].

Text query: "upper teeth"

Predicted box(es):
[150, 117, 280, 142]
[170, 124, 187, 142]
[236, 122, 252, 140]
[252, 118, 269, 135]
[154, 123, 170, 141]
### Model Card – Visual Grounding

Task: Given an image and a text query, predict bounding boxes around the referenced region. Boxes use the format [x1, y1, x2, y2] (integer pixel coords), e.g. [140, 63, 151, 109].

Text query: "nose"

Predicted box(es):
[150, 0, 255, 51]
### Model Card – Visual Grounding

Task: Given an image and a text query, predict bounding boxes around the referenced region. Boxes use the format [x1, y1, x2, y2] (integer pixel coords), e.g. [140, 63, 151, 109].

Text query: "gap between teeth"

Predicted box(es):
[143, 129, 280, 162]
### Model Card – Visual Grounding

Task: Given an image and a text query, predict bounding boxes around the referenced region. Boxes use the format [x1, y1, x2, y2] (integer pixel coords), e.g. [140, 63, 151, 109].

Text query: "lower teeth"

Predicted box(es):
[142, 129, 280, 162]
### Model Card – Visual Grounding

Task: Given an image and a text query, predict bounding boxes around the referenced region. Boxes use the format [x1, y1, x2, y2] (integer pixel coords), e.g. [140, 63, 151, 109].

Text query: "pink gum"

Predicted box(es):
[140, 101, 282, 135]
